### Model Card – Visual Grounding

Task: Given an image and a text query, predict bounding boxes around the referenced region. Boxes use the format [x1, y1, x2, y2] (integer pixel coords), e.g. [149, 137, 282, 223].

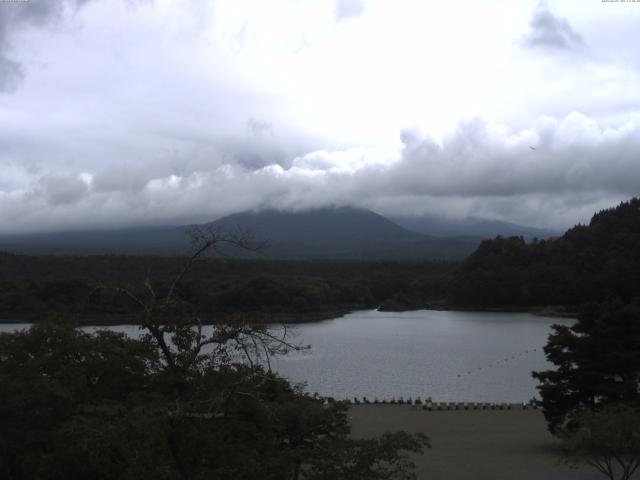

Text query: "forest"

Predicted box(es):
[0, 256, 453, 324]
[0, 198, 638, 323]
[1, 199, 639, 479]
[448, 198, 640, 308]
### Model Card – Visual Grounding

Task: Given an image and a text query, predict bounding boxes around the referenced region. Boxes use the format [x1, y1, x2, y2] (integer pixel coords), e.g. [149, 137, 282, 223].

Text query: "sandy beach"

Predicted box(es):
[349, 405, 602, 480]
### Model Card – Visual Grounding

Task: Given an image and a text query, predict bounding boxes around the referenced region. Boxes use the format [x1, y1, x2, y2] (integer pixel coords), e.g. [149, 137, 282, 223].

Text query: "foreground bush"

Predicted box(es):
[0, 322, 428, 480]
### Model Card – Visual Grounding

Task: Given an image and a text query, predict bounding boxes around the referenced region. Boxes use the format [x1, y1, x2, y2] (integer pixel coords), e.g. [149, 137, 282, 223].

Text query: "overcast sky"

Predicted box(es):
[0, 0, 639, 234]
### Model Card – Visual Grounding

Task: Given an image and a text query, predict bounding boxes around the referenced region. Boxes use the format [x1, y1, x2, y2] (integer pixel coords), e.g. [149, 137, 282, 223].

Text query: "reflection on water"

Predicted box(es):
[0, 309, 573, 402]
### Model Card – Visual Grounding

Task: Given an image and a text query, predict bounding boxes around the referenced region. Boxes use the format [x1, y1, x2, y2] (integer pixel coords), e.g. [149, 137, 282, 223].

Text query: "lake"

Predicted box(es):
[0, 309, 573, 403]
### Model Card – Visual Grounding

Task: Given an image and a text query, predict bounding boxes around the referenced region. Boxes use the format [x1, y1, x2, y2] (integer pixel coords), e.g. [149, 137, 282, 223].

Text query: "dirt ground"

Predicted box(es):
[348, 405, 603, 480]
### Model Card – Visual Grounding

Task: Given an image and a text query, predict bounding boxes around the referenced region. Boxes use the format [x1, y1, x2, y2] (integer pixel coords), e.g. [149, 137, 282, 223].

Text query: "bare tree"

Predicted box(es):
[93, 225, 301, 374]
[561, 405, 640, 480]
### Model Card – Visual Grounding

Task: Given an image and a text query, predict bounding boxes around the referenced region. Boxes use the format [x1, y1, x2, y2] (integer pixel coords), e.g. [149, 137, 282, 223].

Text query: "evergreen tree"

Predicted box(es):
[533, 301, 640, 434]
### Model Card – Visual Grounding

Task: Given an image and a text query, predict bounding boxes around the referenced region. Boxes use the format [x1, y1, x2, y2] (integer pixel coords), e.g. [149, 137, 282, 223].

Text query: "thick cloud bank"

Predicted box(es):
[1, 112, 638, 234]
[1, 0, 639, 234]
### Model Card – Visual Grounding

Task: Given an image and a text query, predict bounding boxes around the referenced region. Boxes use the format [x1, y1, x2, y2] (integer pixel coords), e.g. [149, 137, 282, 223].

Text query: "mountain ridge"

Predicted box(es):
[0, 206, 549, 260]
[390, 214, 559, 239]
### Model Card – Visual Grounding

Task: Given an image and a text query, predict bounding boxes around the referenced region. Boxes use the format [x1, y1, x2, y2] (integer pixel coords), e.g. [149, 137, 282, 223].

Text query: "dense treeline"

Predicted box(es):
[449, 198, 640, 308]
[0, 256, 453, 323]
[3, 198, 638, 320]
[0, 228, 431, 480]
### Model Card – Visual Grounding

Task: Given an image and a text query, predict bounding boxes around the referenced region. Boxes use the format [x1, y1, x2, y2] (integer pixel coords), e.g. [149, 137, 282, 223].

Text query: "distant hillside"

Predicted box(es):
[0, 226, 187, 256]
[448, 198, 640, 307]
[0, 207, 479, 260]
[211, 207, 422, 248]
[208, 207, 478, 260]
[391, 214, 559, 240]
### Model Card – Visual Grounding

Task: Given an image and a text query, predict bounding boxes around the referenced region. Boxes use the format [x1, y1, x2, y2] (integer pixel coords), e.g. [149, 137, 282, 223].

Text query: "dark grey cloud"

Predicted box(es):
[0, 55, 22, 92]
[378, 114, 640, 199]
[522, 3, 585, 51]
[92, 166, 154, 194]
[0, 0, 90, 92]
[260, 113, 640, 227]
[334, 0, 365, 22]
[4, 111, 636, 234]
[36, 173, 89, 205]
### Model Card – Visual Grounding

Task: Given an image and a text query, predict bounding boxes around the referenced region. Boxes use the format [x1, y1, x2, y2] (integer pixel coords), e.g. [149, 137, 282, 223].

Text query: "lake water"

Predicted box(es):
[0, 309, 573, 403]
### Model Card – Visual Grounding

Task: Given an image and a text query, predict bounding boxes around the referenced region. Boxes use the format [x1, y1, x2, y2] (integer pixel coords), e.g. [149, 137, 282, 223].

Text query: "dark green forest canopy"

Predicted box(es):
[0, 257, 454, 323]
[0, 323, 429, 480]
[1, 197, 639, 321]
[448, 198, 640, 308]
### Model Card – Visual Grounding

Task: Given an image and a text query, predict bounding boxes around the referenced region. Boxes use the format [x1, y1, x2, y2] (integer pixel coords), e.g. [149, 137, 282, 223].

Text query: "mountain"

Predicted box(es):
[0, 207, 479, 260]
[210, 207, 414, 255]
[390, 214, 559, 240]
[211, 207, 422, 246]
[208, 207, 479, 260]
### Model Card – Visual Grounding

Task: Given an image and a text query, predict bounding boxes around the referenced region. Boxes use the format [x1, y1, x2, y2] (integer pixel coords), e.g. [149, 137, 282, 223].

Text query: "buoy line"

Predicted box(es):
[455, 347, 540, 379]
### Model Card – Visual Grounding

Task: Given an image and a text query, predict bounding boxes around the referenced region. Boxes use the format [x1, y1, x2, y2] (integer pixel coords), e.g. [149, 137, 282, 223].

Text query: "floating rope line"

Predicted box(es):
[332, 396, 539, 410]
[455, 347, 540, 379]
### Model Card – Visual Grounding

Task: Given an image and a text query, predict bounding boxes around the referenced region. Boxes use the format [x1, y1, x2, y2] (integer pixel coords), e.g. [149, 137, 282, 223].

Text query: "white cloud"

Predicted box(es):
[0, 0, 639, 234]
[335, 0, 366, 22]
[1, 112, 638, 233]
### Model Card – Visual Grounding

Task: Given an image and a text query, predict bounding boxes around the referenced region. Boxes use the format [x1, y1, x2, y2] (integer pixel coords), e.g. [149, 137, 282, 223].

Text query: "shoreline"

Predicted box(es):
[380, 304, 577, 318]
[0, 309, 351, 326]
[0, 304, 576, 326]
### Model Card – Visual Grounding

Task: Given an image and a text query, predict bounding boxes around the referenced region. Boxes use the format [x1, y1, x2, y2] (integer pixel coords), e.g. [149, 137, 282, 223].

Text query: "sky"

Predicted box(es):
[0, 0, 639, 234]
